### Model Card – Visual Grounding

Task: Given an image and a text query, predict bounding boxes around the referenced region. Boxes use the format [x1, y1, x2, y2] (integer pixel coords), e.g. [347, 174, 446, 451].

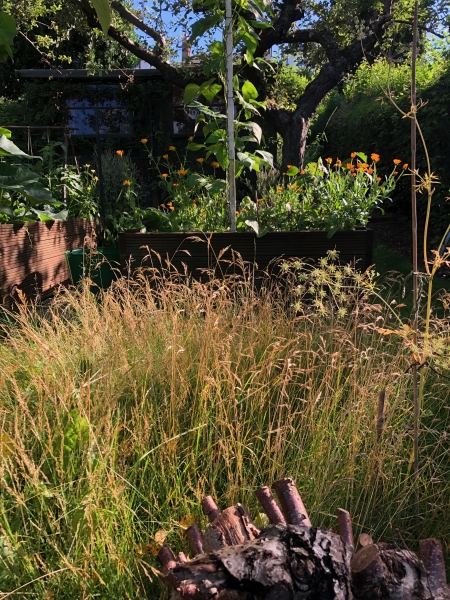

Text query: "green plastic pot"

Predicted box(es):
[65, 247, 120, 290]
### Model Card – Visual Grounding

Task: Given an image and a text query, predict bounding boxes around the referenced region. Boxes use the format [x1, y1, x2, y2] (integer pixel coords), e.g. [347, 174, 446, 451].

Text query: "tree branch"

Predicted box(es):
[73, 0, 204, 88]
[110, 1, 166, 54]
[255, 0, 304, 57]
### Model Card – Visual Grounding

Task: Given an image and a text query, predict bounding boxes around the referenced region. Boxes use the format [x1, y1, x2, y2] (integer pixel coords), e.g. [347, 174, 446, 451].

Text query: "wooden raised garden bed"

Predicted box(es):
[0, 218, 94, 306]
[118, 229, 374, 280]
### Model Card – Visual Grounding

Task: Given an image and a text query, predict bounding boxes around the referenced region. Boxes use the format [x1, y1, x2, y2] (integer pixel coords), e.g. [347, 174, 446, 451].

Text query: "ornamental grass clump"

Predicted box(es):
[0, 257, 449, 597]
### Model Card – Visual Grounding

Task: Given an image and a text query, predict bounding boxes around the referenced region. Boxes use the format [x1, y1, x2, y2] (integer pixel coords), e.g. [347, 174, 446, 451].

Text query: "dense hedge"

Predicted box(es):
[313, 55, 450, 236]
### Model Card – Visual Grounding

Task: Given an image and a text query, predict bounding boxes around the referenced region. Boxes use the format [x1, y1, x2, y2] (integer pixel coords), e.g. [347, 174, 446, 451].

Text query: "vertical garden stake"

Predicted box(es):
[410, 0, 420, 509]
[225, 0, 236, 231]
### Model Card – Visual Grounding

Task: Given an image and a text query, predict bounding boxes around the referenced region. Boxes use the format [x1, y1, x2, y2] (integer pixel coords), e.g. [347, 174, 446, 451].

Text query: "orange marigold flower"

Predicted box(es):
[167, 201, 173, 205]
[168, 146, 176, 151]
[291, 184, 298, 189]
[140, 138, 148, 144]
[351, 172, 356, 177]
[173, 183, 179, 187]
[122, 179, 132, 185]
[335, 159, 342, 167]
[178, 169, 188, 175]
[301, 169, 306, 174]
[346, 163, 354, 170]
[326, 157, 333, 164]
[351, 152, 357, 158]
[393, 171, 399, 175]
[211, 161, 220, 168]
[376, 177, 382, 182]
[393, 159, 401, 165]
[162, 154, 169, 159]
[361, 163, 369, 169]
[162, 173, 169, 178]
[196, 157, 205, 163]
[170, 206, 175, 210]
[403, 163, 408, 169]
[371, 153, 380, 162]
[116, 150, 124, 156]
[287, 164, 293, 169]
[367, 168, 374, 174]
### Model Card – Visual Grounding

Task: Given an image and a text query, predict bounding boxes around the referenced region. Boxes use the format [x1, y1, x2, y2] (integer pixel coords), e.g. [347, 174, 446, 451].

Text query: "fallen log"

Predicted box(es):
[158, 478, 449, 600]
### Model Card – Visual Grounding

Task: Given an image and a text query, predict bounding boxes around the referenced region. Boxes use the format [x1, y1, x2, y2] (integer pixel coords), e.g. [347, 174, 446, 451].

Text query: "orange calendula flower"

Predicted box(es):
[393, 171, 399, 175]
[403, 163, 408, 169]
[161, 173, 169, 178]
[287, 164, 293, 169]
[361, 163, 369, 169]
[178, 169, 187, 175]
[351, 172, 356, 177]
[168, 146, 176, 151]
[140, 138, 148, 144]
[301, 169, 306, 174]
[346, 163, 354, 170]
[162, 154, 169, 159]
[376, 177, 382, 182]
[170, 206, 174, 210]
[211, 161, 220, 168]
[116, 150, 124, 156]
[196, 157, 205, 163]
[122, 179, 132, 185]
[291, 184, 298, 189]
[371, 153, 380, 162]
[167, 201, 173, 205]
[335, 159, 342, 167]
[351, 152, 357, 158]
[393, 159, 401, 165]
[173, 183, 179, 187]
[326, 157, 333, 164]
[367, 168, 374, 174]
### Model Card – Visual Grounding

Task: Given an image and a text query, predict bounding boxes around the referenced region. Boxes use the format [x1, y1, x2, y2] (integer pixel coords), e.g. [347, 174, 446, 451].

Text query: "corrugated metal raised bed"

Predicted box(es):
[0, 218, 94, 305]
[118, 229, 373, 280]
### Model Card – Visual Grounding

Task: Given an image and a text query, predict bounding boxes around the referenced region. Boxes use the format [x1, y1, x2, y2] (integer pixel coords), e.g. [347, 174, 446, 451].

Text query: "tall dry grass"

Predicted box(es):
[0, 256, 449, 598]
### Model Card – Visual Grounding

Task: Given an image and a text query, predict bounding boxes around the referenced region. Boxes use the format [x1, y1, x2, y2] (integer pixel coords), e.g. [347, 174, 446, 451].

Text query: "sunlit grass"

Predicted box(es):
[0, 258, 449, 598]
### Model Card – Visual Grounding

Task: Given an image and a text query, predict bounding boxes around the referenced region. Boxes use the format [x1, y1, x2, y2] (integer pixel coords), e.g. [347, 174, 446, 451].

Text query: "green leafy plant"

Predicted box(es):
[238, 152, 404, 237]
[0, 130, 65, 223]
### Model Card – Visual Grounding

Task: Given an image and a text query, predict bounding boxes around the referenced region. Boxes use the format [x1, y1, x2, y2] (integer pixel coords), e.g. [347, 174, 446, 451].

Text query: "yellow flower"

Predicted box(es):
[162, 173, 169, 178]
[91, 169, 96, 173]
[371, 153, 380, 162]
[211, 161, 220, 168]
[123, 179, 132, 185]
[178, 169, 188, 175]
[116, 150, 124, 156]
[87, 186, 91, 191]
[196, 157, 205, 163]
[141, 138, 148, 144]
[162, 154, 169, 159]
[393, 158, 401, 165]
[168, 146, 176, 151]
[84, 164, 90, 168]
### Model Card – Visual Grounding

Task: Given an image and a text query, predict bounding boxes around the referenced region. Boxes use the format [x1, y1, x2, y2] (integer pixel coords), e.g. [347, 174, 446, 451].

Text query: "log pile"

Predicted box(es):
[158, 478, 449, 600]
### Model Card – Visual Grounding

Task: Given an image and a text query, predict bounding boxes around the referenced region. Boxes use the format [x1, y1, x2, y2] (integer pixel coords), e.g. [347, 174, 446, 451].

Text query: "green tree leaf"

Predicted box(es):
[91, 0, 111, 35]
[241, 80, 258, 102]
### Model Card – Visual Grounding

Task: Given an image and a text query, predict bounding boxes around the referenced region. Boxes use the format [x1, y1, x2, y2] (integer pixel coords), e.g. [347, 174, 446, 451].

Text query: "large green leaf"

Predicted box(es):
[91, 0, 111, 34]
[242, 80, 259, 102]
[0, 11, 16, 62]
[189, 15, 222, 43]
[0, 165, 55, 202]
[0, 127, 11, 138]
[0, 135, 39, 158]
[184, 83, 200, 105]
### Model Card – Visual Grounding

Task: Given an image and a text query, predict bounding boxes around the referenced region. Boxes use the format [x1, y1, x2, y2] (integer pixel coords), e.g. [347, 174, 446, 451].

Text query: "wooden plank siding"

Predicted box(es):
[119, 229, 374, 281]
[0, 219, 94, 305]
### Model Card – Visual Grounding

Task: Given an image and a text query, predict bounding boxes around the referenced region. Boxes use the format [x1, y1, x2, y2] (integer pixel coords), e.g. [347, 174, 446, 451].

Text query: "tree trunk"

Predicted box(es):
[265, 105, 310, 170]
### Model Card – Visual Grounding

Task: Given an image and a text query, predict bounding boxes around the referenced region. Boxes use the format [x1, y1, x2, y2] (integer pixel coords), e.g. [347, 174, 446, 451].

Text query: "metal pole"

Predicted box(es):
[96, 122, 106, 233]
[225, 0, 236, 232]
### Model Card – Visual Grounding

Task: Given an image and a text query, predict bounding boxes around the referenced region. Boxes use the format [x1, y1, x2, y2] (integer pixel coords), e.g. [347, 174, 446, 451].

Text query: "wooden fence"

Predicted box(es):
[0, 219, 94, 306]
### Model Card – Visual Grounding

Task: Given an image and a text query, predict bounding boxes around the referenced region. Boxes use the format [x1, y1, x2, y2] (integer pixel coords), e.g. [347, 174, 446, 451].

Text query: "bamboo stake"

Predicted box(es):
[225, 0, 236, 231]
